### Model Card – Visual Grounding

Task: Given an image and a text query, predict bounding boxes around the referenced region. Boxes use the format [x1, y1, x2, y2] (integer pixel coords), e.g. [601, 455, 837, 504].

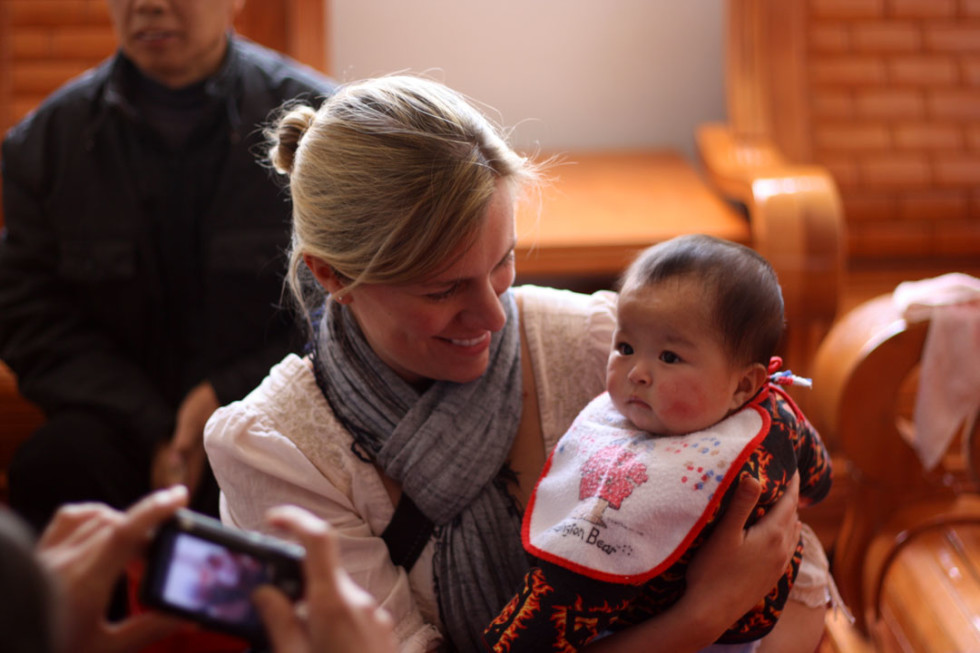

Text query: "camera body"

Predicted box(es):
[140, 508, 305, 643]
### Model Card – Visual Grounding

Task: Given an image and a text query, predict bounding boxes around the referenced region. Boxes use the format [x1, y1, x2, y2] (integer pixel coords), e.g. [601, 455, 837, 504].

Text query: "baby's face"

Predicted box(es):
[605, 277, 747, 436]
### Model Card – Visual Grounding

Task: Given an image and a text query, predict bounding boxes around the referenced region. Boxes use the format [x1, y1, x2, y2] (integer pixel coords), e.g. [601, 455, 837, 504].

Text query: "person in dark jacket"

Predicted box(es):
[0, 0, 336, 535]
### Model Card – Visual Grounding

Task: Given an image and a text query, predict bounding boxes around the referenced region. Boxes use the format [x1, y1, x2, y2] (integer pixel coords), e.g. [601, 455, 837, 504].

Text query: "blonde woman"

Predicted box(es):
[205, 76, 829, 652]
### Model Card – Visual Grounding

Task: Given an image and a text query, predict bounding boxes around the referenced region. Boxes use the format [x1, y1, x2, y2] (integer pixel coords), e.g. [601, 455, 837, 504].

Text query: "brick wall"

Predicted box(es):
[2, 0, 115, 130]
[807, 0, 980, 260]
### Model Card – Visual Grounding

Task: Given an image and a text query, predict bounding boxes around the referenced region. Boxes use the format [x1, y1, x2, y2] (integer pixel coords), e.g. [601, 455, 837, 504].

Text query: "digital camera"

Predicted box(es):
[140, 508, 305, 643]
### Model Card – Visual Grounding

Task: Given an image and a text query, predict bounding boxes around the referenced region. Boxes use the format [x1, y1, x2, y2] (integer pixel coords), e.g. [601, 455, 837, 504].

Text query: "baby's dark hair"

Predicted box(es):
[621, 234, 785, 367]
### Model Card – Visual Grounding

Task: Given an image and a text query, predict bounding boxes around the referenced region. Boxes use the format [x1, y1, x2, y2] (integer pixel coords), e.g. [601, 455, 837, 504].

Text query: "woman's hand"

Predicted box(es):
[252, 505, 397, 653]
[585, 473, 801, 652]
[681, 472, 802, 636]
[37, 486, 190, 653]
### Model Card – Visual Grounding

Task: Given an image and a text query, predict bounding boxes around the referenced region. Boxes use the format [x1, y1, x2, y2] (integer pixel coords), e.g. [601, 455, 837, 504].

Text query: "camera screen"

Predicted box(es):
[159, 531, 269, 629]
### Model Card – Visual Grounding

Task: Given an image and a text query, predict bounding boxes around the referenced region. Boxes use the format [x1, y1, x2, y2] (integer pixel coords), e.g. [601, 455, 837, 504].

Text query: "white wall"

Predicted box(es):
[329, 1, 727, 162]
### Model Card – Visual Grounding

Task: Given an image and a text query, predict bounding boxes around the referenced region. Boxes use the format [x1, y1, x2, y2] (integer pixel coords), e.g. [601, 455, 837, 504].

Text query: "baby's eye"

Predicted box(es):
[659, 350, 681, 364]
[616, 342, 634, 356]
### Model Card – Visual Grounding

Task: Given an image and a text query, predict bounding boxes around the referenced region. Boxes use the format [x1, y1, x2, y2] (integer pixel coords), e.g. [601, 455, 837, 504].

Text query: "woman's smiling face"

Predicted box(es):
[338, 182, 517, 386]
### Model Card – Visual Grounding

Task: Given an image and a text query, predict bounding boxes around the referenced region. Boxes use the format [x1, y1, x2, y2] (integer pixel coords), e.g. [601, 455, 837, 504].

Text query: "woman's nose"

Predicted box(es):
[463, 280, 507, 332]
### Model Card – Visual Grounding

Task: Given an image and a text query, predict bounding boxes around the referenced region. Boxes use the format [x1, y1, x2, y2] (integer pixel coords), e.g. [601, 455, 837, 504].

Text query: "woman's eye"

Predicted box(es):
[659, 350, 681, 364]
[426, 284, 458, 301]
[616, 342, 634, 356]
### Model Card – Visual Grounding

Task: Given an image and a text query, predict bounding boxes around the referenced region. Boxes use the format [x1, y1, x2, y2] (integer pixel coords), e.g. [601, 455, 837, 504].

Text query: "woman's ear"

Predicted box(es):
[730, 362, 768, 410]
[303, 254, 350, 302]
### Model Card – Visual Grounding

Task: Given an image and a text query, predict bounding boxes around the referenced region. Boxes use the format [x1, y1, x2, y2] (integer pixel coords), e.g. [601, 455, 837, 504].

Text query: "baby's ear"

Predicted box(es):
[730, 362, 768, 410]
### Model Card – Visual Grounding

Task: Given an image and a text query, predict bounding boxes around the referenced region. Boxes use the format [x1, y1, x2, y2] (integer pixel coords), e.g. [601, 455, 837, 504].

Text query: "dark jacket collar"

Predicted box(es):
[94, 32, 245, 137]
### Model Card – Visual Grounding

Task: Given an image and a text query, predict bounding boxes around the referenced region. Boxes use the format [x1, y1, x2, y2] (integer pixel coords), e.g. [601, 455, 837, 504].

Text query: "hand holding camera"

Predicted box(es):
[32, 487, 396, 653]
[253, 505, 398, 653]
[36, 486, 191, 653]
[140, 507, 306, 644]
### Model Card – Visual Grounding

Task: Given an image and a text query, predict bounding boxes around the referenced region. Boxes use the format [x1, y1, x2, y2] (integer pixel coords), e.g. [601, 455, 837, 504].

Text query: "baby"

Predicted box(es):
[484, 235, 832, 652]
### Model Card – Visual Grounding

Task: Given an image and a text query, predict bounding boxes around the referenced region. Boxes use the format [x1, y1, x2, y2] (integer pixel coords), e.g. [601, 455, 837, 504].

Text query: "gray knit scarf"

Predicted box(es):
[312, 292, 528, 651]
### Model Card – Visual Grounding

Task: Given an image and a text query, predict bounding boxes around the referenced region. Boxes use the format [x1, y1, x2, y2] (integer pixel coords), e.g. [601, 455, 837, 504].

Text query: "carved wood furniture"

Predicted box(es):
[520, 1, 845, 384]
[811, 293, 980, 652]
[698, 0, 845, 381]
[513, 150, 750, 281]
[0, 362, 41, 502]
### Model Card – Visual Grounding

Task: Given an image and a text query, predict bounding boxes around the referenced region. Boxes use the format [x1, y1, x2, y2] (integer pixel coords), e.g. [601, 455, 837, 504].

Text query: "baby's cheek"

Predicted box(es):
[661, 397, 704, 422]
[659, 383, 710, 427]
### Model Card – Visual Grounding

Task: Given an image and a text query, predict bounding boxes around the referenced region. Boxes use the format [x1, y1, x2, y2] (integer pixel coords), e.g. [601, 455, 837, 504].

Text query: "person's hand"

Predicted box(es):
[252, 505, 397, 653]
[36, 486, 191, 653]
[584, 474, 801, 653]
[681, 472, 802, 637]
[152, 381, 220, 494]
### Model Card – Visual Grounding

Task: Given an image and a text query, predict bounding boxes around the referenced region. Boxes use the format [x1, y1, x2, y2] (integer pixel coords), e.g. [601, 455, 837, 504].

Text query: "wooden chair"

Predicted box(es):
[697, 0, 844, 380]
[514, 0, 845, 398]
[697, 0, 849, 548]
[810, 293, 980, 652]
[0, 363, 42, 502]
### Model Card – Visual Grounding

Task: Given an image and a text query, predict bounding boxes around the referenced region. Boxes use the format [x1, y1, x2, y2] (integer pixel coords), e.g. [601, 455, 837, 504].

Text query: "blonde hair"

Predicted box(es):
[266, 75, 539, 319]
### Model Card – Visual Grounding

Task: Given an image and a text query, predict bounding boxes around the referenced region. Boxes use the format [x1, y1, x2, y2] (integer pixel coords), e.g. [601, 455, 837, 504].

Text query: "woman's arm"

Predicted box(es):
[204, 385, 442, 652]
[585, 474, 801, 652]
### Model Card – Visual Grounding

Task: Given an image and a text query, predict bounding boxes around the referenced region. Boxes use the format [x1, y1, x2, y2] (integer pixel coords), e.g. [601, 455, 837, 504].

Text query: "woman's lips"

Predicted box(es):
[440, 332, 491, 351]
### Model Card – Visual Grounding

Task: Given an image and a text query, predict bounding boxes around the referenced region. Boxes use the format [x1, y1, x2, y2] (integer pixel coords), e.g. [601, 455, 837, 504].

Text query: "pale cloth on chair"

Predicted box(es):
[892, 273, 980, 470]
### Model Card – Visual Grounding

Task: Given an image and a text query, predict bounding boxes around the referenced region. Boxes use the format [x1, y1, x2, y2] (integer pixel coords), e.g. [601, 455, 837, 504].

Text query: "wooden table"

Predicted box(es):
[514, 150, 749, 282]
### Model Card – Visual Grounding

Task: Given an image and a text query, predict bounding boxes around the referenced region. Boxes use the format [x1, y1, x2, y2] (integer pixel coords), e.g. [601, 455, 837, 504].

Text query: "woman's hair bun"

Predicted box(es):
[267, 104, 317, 175]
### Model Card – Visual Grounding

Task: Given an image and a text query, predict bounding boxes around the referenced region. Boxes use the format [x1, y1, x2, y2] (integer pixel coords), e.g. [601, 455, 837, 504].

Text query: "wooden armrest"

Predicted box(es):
[0, 361, 43, 503]
[864, 496, 980, 649]
[697, 123, 845, 375]
[697, 123, 843, 323]
[696, 123, 787, 198]
[809, 294, 928, 629]
[810, 292, 980, 637]
[514, 150, 748, 281]
[809, 294, 926, 473]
